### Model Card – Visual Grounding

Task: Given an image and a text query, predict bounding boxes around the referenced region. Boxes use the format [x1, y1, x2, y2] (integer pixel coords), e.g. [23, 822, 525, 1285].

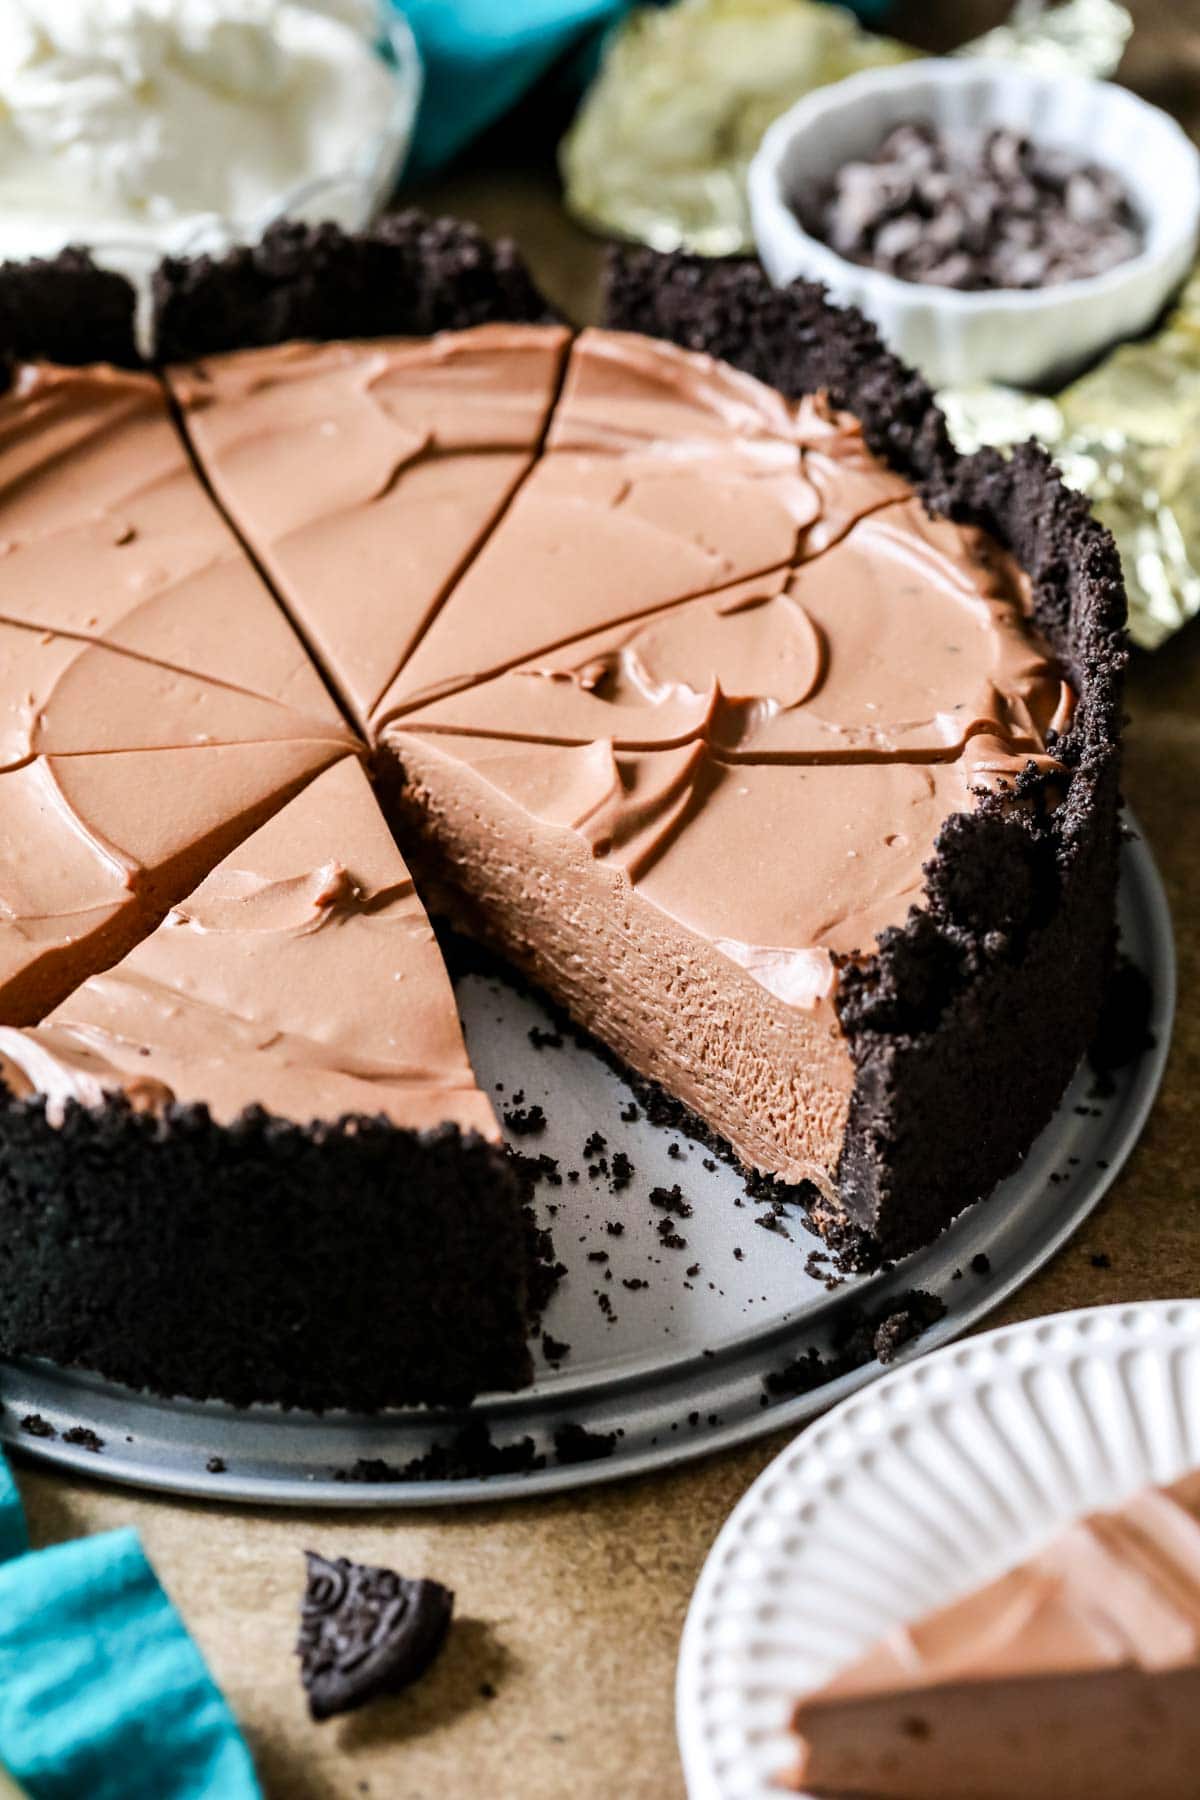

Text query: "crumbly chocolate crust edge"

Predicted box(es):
[0, 1087, 540, 1411]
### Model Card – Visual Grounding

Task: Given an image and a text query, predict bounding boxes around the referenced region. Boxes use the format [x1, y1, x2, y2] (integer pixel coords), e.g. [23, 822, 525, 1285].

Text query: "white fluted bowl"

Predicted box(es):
[749, 58, 1200, 388]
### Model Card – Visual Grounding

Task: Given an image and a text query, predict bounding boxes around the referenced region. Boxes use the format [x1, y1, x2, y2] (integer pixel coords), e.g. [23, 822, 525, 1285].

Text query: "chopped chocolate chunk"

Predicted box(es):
[63, 1426, 104, 1453]
[587, 1250, 609, 1265]
[970, 1252, 992, 1276]
[605, 1220, 625, 1237]
[528, 1024, 564, 1050]
[541, 1333, 571, 1363]
[20, 1413, 55, 1439]
[298, 1551, 454, 1721]
[553, 1422, 618, 1465]
[1090, 1251, 1112, 1270]
[667, 1142, 684, 1160]
[622, 1277, 649, 1291]
[795, 122, 1142, 292]
[686, 1262, 701, 1278]
[657, 1219, 688, 1250]
[619, 1102, 640, 1123]
[206, 1455, 227, 1474]
[582, 1131, 607, 1159]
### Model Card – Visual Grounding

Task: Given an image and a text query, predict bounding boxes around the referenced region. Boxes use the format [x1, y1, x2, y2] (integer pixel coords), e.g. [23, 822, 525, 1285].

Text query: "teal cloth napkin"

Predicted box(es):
[398, 1, 895, 181]
[401, 0, 629, 180]
[0, 1496, 259, 1799]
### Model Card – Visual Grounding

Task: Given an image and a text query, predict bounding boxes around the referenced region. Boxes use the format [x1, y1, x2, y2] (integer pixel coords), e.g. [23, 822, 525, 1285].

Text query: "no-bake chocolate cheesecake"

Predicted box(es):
[787, 1470, 1200, 1799]
[0, 216, 1126, 1408]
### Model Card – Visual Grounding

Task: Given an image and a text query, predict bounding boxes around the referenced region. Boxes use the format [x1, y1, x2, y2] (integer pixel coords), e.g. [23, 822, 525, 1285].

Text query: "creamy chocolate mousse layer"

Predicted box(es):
[788, 1471, 1200, 1799]
[169, 326, 571, 728]
[375, 329, 916, 722]
[0, 362, 348, 726]
[0, 360, 357, 1024]
[0, 737, 348, 1026]
[0, 757, 496, 1137]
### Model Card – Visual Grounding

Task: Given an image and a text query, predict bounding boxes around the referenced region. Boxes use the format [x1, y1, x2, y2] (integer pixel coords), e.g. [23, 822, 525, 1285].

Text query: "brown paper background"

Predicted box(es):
[14, 5, 1200, 1795]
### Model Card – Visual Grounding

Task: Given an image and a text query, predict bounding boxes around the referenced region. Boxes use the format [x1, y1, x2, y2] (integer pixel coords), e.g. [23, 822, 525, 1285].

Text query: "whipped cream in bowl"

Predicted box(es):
[0, 0, 420, 271]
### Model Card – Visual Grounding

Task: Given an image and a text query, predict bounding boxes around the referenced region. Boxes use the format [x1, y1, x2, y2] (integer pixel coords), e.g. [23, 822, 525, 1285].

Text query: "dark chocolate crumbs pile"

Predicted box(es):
[649, 1183, 692, 1219]
[766, 1290, 947, 1398]
[333, 1422, 546, 1485]
[796, 122, 1141, 290]
[62, 1426, 104, 1453]
[20, 1413, 55, 1439]
[297, 1551, 453, 1720]
[609, 1151, 635, 1192]
[502, 1101, 546, 1136]
[553, 1422, 618, 1465]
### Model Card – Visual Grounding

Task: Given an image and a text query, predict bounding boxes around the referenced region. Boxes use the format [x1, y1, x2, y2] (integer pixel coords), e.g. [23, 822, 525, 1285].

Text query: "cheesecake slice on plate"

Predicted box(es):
[788, 1470, 1200, 1799]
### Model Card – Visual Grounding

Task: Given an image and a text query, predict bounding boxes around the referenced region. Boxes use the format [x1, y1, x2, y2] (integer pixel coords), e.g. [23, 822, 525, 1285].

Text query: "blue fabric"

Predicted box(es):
[0, 1518, 260, 1799]
[401, 0, 629, 180]
[0, 1456, 27, 1567]
[397, 1, 896, 181]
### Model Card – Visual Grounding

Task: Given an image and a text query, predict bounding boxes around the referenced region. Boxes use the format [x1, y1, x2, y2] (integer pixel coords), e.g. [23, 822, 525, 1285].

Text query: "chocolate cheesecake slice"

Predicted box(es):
[0, 757, 530, 1409]
[787, 1471, 1200, 1799]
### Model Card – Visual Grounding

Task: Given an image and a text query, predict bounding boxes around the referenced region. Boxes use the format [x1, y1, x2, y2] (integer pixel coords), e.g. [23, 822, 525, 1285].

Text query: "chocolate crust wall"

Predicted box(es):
[0, 1093, 534, 1410]
[0, 247, 139, 373]
[603, 248, 1126, 1257]
[153, 212, 560, 363]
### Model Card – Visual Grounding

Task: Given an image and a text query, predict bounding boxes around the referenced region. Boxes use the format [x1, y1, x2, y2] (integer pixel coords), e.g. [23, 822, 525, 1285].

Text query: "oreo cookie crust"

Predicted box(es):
[0, 216, 1126, 1416]
[0, 1096, 536, 1411]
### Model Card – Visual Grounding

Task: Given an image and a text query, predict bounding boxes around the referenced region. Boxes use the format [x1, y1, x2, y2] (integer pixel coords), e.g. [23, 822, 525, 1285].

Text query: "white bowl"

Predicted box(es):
[748, 58, 1200, 389]
[67, 12, 422, 351]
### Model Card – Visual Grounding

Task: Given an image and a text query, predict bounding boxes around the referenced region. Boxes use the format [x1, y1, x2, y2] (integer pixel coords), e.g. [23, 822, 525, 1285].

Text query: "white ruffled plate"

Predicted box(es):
[677, 1299, 1200, 1798]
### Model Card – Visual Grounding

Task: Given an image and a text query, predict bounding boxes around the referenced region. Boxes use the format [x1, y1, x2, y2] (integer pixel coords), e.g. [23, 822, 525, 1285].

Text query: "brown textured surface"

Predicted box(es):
[12, 4, 1200, 1796]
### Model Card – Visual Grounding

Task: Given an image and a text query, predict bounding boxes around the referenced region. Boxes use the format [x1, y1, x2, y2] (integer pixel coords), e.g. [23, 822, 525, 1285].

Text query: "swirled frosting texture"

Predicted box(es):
[0, 359, 354, 1024]
[0, 758, 496, 1135]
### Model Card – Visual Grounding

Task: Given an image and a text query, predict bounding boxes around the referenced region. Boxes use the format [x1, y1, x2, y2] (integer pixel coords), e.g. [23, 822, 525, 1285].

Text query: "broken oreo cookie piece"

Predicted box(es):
[795, 121, 1141, 292]
[297, 1551, 453, 1721]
